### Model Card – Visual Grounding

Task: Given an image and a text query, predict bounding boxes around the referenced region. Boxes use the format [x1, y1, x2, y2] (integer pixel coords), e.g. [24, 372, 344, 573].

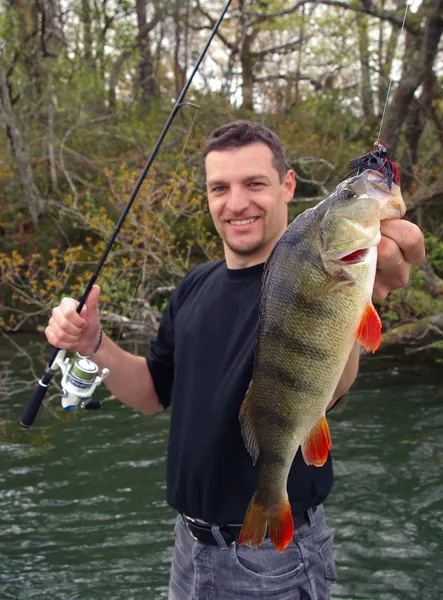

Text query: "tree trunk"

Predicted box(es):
[382, 0, 443, 156]
[47, 68, 58, 194]
[241, 33, 254, 111]
[400, 72, 436, 190]
[0, 67, 43, 228]
[356, 13, 375, 125]
[81, 0, 94, 66]
[108, 51, 132, 112]
[173, 0, 185, 99]
[136, 0, 156, 109]
[294, 5, 306, 106]
[11, 0, 43, 102]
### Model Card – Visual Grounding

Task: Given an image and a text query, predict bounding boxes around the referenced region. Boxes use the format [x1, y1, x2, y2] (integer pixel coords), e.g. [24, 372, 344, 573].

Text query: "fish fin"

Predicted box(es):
[301, 415, 331, 467]
[238, 492, 294, 553]
[239, 382, 260, 465]
[355, 302, 382, 352]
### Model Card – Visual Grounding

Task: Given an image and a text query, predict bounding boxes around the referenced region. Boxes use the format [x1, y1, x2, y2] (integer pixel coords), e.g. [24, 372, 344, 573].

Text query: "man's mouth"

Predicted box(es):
[228, 217, 259, 226]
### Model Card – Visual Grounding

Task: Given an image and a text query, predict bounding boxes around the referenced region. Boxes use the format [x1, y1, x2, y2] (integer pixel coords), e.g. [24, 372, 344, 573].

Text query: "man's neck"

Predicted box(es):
[224, 247, 269, 270]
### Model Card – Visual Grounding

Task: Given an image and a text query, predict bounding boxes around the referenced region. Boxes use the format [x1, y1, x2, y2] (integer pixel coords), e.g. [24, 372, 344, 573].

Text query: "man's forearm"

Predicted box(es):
[93, 333, 163, 415]
[327, 342, 360, 411]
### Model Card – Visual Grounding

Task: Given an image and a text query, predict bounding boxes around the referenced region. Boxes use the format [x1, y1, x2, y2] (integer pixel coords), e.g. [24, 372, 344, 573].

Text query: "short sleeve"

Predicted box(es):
[146, 295, 176, 410]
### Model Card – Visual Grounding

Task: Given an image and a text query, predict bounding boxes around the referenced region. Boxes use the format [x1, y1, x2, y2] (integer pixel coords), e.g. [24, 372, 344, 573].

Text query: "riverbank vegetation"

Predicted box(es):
[1, 0, 442, 358]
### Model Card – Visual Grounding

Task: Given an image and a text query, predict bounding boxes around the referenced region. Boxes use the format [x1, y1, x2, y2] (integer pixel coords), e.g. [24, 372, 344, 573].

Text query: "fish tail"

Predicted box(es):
[238, 492, 294, 553]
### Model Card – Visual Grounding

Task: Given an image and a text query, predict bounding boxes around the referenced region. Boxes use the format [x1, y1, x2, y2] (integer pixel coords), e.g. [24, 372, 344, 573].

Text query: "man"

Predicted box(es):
[45, 121, 425, 599]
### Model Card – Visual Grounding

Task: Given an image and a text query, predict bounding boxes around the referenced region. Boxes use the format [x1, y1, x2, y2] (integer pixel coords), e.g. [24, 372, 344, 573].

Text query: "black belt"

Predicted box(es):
[181, 510, 311, 547]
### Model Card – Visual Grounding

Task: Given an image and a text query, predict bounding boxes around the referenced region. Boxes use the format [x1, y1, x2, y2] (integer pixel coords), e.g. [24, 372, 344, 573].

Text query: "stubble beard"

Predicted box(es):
[224, 234, 267, 257]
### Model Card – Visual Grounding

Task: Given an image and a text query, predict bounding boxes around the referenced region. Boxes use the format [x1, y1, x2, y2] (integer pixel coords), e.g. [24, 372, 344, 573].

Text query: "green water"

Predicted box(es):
[1, 344, 442, 600]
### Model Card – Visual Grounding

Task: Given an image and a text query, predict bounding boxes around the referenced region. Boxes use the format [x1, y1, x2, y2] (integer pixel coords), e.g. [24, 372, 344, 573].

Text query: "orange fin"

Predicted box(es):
[356, 302, 382, 352]
[238, 493, 294, 553]
[301, 416, 331, 467]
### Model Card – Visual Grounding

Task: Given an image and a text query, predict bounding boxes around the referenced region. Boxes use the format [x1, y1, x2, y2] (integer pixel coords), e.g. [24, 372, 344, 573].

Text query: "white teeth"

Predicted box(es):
[230, 218, 257, 226]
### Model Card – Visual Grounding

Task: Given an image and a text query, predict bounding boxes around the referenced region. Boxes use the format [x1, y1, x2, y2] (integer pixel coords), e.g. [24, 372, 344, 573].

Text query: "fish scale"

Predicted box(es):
[238, 169, 406, 552]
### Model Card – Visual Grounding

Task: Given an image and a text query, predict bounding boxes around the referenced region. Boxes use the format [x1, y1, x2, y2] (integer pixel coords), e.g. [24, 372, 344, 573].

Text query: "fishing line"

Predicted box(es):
[343, 2, 411, 185]
[376, 1, 411, 144]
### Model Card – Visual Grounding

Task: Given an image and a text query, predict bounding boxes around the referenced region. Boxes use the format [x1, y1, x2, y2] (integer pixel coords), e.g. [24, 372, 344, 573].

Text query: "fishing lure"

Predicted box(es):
[349, 141, 400, 189]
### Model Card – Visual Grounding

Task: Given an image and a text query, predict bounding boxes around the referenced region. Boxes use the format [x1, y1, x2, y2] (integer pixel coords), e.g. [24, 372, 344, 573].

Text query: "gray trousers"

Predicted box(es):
[168, 505, 336, 600]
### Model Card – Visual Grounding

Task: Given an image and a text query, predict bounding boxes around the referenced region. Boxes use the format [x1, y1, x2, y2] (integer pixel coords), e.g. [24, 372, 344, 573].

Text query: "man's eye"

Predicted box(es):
[249, 182, 264, 188]
[213, 185, 226, 193]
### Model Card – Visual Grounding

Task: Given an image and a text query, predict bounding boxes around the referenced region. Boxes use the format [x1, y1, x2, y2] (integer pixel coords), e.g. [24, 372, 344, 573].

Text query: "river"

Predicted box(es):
[1, 340, 442, 600]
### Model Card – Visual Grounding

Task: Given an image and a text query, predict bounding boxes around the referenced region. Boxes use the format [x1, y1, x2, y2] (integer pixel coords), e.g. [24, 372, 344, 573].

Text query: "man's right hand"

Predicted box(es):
[45, 284, 102, 356]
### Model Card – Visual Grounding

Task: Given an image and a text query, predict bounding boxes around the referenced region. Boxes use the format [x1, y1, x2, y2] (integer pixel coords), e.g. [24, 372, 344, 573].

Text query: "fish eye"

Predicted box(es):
[344, 188, 356, 199]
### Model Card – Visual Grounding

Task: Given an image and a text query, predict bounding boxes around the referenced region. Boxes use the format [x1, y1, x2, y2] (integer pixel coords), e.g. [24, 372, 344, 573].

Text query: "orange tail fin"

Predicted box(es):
[238, 493, 294, 553]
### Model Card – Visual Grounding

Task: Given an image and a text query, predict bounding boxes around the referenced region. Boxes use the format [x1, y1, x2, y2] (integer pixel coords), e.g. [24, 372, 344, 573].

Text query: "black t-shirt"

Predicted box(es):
[147, 260, 333, 524]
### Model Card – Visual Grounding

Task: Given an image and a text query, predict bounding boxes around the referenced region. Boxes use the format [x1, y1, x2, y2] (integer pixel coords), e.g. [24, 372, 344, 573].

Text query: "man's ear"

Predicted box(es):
[284, 170, 296, 204]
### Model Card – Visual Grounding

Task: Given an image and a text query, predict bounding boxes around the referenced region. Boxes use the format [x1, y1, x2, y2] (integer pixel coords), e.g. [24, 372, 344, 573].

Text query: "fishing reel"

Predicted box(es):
[52, 350, 109, 411]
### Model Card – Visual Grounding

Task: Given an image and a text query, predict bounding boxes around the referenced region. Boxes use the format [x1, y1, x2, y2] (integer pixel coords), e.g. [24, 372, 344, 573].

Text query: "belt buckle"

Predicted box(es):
[182, 515, 199, 542]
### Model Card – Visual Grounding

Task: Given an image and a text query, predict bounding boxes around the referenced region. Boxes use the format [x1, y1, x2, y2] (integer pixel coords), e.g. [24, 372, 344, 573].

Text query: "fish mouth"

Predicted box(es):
[336, 248, 369, 265]
[332, 231, 381, 265]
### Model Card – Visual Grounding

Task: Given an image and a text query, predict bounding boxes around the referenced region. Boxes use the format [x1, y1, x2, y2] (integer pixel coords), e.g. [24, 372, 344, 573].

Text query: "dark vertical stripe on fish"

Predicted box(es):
[251, 404, 295, 432]
[259, 450, 287, 468]
[267, 280, 333, 317]
[256, 361, 319, 393]
[262, 323, 329, 360]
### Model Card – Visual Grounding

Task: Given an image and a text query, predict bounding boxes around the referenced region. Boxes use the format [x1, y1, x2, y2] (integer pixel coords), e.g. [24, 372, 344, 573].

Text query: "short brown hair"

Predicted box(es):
[203, 120, 289, 182]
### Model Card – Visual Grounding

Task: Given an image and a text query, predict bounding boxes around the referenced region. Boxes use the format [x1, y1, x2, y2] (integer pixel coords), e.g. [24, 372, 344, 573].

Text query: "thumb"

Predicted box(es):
[85, 284, 101, 316]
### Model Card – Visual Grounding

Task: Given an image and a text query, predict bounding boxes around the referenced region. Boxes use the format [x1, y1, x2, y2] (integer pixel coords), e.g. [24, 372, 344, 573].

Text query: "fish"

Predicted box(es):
[237, 168, 406, 552]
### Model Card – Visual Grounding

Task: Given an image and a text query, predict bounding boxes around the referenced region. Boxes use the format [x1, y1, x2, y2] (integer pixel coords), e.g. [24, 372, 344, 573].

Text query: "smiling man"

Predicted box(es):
[205, 137, 295, 267]
[45, 120, 425, 599]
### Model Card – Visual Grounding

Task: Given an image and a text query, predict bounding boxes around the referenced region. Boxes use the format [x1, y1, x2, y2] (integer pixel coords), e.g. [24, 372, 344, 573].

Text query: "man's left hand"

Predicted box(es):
[373, 220, 426, 301]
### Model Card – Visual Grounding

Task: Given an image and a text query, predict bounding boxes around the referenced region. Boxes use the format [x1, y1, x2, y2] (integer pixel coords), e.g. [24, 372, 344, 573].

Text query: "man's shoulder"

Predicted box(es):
[180, 259, 225, 289]
[172, 259, 225, 308]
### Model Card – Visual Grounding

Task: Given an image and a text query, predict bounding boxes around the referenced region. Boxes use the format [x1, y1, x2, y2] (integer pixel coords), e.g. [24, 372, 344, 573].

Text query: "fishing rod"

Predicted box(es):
[20, 0, 233, 429]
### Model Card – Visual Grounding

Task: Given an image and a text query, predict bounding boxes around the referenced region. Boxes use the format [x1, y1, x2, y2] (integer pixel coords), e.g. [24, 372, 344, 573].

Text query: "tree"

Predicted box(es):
[381, 0, 443, 156]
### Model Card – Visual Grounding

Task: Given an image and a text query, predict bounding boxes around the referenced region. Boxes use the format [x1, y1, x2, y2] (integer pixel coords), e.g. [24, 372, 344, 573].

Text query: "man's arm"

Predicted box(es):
[327, 342, 360, 411]
[327, 219, 426, 411]
[45, 284, 164, 415]
[92, 333, 164, 414]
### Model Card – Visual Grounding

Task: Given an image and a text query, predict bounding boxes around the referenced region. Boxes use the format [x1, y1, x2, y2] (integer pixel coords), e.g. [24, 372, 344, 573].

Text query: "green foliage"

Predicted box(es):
[424, 233, 443, 278]
[0, 1, 442, 338]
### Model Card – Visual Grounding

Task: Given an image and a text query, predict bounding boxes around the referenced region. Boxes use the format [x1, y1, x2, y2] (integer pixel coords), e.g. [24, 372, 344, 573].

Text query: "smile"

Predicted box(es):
[228, 217, 259, 226]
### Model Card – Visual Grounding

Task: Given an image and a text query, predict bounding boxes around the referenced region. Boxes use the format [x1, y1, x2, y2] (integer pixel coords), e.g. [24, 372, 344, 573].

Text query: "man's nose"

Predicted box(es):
[226, 185, 250, 213]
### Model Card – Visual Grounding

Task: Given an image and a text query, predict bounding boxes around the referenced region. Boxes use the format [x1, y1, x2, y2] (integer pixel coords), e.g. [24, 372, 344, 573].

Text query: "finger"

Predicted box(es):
[58, 298, 87, 329]
[50, 300, 87, 335]
[375, 236, 410, 291]
[85, 284, 101, 315]
[48, 313, 85, 339]
[380, 220, 426, 266]
[372, 284, 389, 302]
[45, 325, 82, 348]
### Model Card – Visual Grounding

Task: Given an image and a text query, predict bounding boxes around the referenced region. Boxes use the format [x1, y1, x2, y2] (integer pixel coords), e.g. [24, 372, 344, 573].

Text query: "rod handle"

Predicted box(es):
[20, 371, 54, 428]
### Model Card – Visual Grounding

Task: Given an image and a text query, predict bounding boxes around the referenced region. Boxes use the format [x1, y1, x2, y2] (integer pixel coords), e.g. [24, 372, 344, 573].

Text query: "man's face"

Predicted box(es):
[205, 143, 296, 268]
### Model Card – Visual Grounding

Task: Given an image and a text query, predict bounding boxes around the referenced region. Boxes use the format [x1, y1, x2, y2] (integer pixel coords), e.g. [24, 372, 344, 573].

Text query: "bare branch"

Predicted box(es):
[252, 38, 302, 58]
[247, 1, 420, 34]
